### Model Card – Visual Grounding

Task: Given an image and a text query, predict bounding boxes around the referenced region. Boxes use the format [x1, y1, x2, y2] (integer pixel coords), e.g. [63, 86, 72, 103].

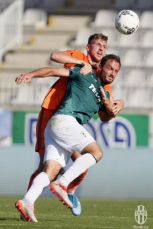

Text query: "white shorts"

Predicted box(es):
[44, 114, 95, 167]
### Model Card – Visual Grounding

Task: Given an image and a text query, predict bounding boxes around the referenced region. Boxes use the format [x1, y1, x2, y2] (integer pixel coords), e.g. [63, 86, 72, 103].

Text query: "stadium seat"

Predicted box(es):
[117, 32, 139, 47]
[23, 9, 47, 28]
[74, 0, 113, 9]
[137, 0, 153, 10]
[111, 69, 124, 98]
[141, 31, 153, 48]
[12, 85, 34, 104]
[70, 28, 94, 47]
[146, 71, 153, 87]
[125, 88, 149, 108]
[100, 28, 119, 46]
[5, 52, 49, 70]
[140, 11, 153, 29]
[145, 73, 153, 106]
[124, 69, 146, 87]
[106, 47, 121, 56]
[144, 50, 153, 67]
[122, 49, 143, 67]
[33, 78, 57, 104]
[42, 0, 65, 9]
[115, 0, 137, 9]
[112, 84, 124, 99]
[90, 10, 116, 28]
[0, 0, 12, 12]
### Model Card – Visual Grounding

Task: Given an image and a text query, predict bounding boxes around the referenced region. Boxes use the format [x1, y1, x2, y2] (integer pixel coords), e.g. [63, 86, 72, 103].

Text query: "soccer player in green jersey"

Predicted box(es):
[15, 54, 121, 222]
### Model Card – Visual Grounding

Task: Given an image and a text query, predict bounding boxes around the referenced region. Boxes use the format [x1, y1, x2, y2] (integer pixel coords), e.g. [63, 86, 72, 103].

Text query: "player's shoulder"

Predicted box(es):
[64, 49, 87, 59]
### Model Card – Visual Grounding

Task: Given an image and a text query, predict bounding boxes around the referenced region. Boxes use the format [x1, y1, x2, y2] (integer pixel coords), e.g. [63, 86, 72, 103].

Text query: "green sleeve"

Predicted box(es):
[69, 65, 83, 78]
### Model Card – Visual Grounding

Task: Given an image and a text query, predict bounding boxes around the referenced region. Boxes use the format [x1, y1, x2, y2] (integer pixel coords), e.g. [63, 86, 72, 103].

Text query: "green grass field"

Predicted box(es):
[0, 196, 153, 229]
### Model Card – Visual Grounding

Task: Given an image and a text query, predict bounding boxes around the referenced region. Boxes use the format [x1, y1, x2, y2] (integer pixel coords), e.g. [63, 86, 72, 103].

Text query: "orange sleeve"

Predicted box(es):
[64, 50, 88, 68]
[104, 84, 113, 96]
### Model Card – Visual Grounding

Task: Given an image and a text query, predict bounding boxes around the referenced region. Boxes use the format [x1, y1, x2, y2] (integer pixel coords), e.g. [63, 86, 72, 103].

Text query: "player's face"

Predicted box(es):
[86, 39, 107, 63]
[100, 59, 120, 84]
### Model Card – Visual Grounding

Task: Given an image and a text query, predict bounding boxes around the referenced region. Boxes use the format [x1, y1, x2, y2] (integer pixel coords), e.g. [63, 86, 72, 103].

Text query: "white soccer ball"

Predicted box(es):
[115, 10, 139, 35]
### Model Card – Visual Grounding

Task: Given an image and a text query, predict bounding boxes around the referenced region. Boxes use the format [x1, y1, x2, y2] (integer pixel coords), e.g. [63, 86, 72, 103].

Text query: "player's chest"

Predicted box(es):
[79, 76, 101, 103]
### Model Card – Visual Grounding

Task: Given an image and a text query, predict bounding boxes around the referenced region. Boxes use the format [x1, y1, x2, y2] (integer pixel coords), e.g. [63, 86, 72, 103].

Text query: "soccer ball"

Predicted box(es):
[115, 10, 139, 35]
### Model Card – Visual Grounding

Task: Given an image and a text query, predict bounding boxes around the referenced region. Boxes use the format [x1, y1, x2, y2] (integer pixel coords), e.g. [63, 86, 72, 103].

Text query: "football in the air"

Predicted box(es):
[115, 10, 139, 35]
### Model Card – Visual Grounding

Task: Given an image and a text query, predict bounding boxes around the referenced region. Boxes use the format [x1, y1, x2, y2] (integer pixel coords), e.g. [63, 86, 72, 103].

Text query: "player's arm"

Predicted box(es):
[99, 100, 124, 122]
[51, 51, 83, 65]
[51, 51, 92, 75]
[15, 67, 70, 84]
[98, 86, 116, 122]
[110, 94, 125, 114]
[98, 90, 124, 122]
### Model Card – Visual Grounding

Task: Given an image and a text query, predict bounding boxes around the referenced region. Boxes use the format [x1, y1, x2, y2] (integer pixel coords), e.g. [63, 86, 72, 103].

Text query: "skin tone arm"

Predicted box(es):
[51, 51, 92, 75]
[15, 67, 70, 84]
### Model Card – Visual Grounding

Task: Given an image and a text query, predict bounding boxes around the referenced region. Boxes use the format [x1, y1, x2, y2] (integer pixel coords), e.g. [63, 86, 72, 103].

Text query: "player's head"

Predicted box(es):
[100, 54, 121, 84]
[86, 33, 108, 64]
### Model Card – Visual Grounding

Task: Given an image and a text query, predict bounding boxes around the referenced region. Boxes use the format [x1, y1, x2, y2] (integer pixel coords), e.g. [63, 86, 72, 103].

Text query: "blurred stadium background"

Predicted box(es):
[0, 0, 153, 227]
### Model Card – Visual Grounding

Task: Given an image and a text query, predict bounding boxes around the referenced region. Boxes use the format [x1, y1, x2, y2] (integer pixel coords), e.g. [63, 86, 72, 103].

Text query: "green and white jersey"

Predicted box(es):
[56, 66, 110, 125]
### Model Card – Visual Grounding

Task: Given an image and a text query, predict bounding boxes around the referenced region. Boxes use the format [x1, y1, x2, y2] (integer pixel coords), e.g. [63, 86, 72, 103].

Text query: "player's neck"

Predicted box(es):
[87, 55, 100, 69]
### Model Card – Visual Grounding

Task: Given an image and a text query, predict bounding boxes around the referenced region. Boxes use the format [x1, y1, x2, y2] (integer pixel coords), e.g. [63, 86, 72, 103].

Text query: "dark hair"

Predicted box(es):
[88, 33, 108, 44]
[101, 54, 121, 68]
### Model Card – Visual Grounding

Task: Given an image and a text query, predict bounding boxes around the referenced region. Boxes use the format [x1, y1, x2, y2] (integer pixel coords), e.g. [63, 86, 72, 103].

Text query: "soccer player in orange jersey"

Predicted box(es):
[21, 33, 124, 217]
[15, 54, 123, 222]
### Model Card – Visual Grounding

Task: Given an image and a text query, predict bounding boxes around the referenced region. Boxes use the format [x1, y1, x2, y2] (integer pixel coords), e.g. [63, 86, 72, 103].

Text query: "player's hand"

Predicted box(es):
[111, 103, 120, 116]
[114, 99, 124, 113]
[15, 73, 33, 84]
[80, 62, 92, 75]
[110, 100, 124, 116]
[107, 100, 124, 117]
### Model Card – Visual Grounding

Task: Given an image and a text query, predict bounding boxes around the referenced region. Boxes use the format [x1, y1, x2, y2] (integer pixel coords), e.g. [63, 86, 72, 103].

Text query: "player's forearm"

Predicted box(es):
[50, 51, 83, 65]
[26, 67, 55, 78]
[98, 111, 114, 122]
[103, 99, 115, 116]
[29, 67, 60, 78]
[15, 68, 58, 84]
[15, 67, 69, 84]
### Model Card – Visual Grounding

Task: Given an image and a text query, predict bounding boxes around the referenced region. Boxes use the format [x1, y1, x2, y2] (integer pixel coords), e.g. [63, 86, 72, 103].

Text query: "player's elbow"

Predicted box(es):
[50, 51, 59, 61]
